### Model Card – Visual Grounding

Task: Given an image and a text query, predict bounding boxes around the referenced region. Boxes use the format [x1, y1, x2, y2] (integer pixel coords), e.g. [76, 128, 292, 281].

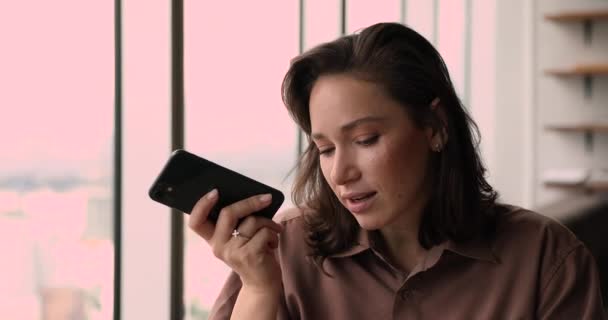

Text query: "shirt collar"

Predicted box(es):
[329, 227, 499, 265]
[327, 227, 375, 258]
[443, 238, 500, 264]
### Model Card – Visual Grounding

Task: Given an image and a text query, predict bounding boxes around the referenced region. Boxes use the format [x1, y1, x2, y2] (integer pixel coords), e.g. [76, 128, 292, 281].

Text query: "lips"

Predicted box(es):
[341, 191, 375, 201]
[341, 191, 377, 213]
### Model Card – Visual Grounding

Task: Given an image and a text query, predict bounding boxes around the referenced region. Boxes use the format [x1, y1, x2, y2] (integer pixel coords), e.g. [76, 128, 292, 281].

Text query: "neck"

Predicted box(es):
[375, 168, 435, 273]
[376, 188, 430, 274]
[377, 213, 426, 274]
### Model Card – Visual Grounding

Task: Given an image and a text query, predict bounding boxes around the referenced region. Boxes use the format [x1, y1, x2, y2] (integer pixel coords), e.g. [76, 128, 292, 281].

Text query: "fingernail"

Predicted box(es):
[207, 189, 218, 200]
[259, 194, 272, 203]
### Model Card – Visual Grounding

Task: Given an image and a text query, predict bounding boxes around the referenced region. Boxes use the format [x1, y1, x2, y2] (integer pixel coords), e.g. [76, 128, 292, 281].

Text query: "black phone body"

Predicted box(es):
[149, 149, 285, 222]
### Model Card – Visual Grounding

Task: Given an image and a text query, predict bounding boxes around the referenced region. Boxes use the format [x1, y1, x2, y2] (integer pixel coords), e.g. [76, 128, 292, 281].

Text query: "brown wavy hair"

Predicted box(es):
[281, 22, 498, 266]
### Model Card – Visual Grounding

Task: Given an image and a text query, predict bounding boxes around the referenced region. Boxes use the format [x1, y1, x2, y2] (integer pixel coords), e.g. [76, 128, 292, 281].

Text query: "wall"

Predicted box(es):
[533, 0, 608, 209]
[486, 0, 608, 214]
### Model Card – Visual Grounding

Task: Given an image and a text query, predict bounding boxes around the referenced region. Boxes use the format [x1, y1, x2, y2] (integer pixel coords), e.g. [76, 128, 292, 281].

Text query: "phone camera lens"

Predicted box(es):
[152, 183, 174, 201]
[153, 189, 164, 199]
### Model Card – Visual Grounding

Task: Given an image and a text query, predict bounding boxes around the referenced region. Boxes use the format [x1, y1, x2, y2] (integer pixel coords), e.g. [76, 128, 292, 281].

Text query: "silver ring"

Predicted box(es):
[231, 229, 250, 240]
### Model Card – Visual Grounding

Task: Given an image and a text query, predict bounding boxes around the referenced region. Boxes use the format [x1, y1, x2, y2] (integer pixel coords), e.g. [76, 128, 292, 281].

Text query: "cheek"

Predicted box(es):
[319, 159, 334, 186]
[359, 145, 393, 189]
[374, 137, 430, 194]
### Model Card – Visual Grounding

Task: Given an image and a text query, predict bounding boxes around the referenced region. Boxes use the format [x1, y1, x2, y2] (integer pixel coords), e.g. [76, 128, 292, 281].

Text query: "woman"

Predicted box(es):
[188, 22, 605, 319]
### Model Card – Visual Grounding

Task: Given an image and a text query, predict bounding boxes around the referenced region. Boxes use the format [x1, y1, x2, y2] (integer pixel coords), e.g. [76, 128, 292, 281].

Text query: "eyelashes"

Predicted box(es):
[318, 148, 334, 156]
[357, 135, 379, 146]
[318, 135, 380, 156]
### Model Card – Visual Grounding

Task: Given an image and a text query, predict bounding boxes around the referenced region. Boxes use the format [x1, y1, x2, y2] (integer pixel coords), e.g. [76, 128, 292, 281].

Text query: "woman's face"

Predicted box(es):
[309, 74, 436, 230]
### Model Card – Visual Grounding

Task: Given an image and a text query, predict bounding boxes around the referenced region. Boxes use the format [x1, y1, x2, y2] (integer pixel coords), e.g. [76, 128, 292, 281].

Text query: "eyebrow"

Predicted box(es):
[311, 116, 388, 140]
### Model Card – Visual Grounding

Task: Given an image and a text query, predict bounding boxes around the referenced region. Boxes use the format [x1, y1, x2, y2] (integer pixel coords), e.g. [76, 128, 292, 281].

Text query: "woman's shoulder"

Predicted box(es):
[491, 204, 585, 265]
[272, 206, 312, 252]
[491, 205, 604, 318]
[494, 204, 579, 243]
[273, 206, 307, 224]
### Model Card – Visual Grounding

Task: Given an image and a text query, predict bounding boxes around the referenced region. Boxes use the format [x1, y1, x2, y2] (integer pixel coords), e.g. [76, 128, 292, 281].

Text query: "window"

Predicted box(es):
[0, 1, 115, 319]
[183, 1, 299, 318]
[347, 0, 400, 33]
[437, 0, 467, 98]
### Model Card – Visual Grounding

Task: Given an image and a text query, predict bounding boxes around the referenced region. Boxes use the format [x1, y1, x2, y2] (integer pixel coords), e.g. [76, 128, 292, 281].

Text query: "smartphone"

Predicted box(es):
[149, 149, 285, 222]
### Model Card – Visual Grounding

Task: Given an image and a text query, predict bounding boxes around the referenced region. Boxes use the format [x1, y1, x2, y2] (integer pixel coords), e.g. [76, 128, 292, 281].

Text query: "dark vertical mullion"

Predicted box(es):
[112, 0, 122, 318]
[297, 0, 305, 156]
[170, 0, 185, 319]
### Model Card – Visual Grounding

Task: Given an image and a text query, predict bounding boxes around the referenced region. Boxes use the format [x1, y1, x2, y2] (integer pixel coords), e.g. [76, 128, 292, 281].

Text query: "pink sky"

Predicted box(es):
[0, 1, 114, 176]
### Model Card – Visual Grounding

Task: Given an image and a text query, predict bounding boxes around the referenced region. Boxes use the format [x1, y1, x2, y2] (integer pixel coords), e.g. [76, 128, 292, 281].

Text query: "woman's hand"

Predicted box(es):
[187, 189, 284, 293]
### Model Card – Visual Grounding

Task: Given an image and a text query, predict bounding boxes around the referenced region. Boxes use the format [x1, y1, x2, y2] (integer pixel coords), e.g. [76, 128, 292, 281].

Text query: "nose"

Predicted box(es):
[329, 149, 360, 186]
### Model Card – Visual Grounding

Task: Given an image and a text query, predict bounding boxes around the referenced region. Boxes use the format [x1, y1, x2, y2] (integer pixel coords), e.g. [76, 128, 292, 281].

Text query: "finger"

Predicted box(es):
[243, 227, 280, 253]
[214, 193, 273, 243]
[235, 215, 284, 239]
[187, 189, 220, 241]
[229, 217, 283, 249]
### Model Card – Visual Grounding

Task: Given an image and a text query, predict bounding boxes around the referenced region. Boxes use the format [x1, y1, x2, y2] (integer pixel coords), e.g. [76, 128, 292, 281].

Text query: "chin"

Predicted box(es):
[352, 215, 386, 231]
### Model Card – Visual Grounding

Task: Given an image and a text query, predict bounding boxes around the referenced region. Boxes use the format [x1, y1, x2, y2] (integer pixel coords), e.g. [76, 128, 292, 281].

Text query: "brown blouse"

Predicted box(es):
[208, 205, 605, 319]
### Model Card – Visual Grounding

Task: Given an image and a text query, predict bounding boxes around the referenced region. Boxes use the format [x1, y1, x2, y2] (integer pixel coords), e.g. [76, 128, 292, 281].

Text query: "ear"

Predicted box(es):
[425, 98, 449, 152]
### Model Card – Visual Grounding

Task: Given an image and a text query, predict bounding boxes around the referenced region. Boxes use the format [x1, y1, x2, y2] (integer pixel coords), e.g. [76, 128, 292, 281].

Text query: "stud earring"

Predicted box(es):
[433, 143, 442, 152]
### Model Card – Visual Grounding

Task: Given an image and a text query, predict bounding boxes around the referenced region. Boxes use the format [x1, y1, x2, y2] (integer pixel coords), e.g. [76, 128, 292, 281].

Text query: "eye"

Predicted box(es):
[356, 135, 379, 146]
[318, 147, 335, 157]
